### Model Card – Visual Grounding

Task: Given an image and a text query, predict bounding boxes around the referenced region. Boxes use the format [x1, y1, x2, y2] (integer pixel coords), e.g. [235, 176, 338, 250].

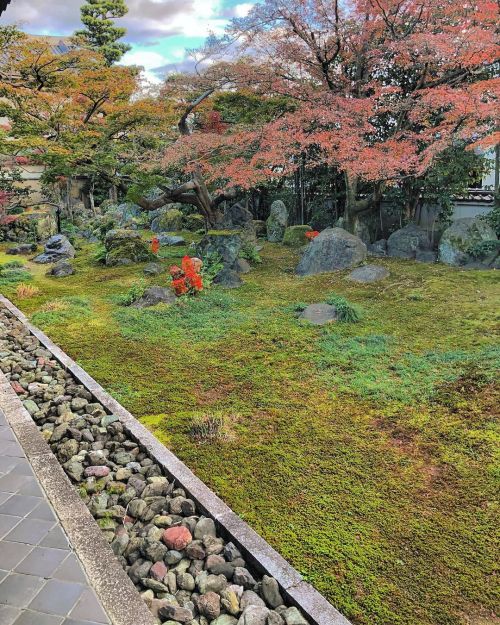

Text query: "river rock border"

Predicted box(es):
[0, 295, 351, 625]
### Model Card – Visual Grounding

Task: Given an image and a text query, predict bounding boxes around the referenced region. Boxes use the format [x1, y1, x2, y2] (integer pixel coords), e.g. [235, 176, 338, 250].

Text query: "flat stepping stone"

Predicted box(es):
[299, 303, 338, 325]
[346, 265, 389, 283]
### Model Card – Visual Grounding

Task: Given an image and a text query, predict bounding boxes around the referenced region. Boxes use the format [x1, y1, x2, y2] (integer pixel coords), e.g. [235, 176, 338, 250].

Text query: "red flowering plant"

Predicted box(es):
[170, 256, 203, 297]
[305, 230, 320, 240]
[151, 236, 160, 255]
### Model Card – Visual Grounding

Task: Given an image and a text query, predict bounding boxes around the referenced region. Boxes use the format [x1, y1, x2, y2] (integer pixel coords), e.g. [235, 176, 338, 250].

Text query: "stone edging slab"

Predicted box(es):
[0, 370, 156, 625]
[0, 294, 352, 625]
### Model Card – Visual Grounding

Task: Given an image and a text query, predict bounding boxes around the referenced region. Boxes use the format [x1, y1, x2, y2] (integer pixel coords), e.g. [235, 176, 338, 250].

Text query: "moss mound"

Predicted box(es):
[283, 225, 313, 247]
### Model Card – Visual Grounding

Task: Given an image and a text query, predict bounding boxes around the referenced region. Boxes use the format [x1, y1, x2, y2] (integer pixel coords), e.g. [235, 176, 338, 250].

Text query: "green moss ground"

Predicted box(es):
[1, 237, 499, 625]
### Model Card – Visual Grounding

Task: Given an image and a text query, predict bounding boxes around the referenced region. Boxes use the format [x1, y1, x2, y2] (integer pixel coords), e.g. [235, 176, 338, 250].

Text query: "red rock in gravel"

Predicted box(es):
[150, 561, 168, 582]
[198, 591, 221, 619]
[84, 466, 110, 478]
[162, 526, 192, 550]
[11, 382, 25, 394]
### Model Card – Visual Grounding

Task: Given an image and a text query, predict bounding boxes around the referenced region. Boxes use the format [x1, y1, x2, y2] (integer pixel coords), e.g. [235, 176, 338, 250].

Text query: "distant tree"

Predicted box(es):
[74, 0, 131, 65]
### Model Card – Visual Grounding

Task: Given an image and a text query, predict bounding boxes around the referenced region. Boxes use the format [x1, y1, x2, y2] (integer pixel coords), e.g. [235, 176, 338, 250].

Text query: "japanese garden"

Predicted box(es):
[0, 2, 498, 625]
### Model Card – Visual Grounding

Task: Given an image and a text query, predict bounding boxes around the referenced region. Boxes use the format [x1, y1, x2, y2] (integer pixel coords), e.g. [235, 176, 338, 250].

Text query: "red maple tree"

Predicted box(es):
[163, 0, 499, 230]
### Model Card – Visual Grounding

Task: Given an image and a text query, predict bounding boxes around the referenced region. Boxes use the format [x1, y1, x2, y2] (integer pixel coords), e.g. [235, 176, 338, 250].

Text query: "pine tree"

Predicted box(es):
[75, 0, 131, 65]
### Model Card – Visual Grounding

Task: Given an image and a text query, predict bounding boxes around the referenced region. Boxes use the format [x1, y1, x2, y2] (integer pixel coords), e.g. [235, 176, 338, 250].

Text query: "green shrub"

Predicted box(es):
[239, 242, 262, 264]
[113, 280, 147, 306]
[200, 251, 224, 285]
[325, 294, 363, 323]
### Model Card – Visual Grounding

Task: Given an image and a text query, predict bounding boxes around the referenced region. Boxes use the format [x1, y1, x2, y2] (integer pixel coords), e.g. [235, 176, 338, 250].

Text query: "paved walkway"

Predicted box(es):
[0, 408, 111, 625]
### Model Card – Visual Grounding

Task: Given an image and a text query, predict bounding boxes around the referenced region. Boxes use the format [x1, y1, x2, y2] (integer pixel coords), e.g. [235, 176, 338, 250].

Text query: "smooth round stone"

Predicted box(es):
[299, 303, 338, 325]
[346, 264, 390, 283]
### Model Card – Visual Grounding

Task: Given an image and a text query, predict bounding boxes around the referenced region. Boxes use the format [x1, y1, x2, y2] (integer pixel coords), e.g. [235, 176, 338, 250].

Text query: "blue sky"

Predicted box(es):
[1, 0, 255, 81]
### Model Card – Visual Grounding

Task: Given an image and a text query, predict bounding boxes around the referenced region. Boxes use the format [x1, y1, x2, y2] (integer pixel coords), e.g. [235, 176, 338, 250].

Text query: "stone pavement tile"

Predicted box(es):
[28, 580, 84, 616]
[68, 589, 109, 625]
[0, 515, 22, 540]
[0, 413, 6, 427]
[0, 541, 33, 570]
[12, 611, 64, 625]
[0, 573, 46, 608]
[0, 441, 24, 458]
[26, 501, 56, 522]
[16, 479, 43, 498]
[0, 494, 11, 507]
[9, 462, 33, 478]
[4, 519, 55, 546]
[0, 604, 21, 625]
[0, 428, 15, 442]
[14, 547, 68, 578]
[0, 474, 29, 494]
[53, 554, 87, 585]
[39, 527, 69, 550]
[0, 496, 41, 518]
[0, 458, 22, 475]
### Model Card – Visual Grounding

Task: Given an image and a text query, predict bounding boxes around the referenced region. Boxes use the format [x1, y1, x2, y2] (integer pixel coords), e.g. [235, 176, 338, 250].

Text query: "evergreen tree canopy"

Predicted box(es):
[75, 0, 131, 65]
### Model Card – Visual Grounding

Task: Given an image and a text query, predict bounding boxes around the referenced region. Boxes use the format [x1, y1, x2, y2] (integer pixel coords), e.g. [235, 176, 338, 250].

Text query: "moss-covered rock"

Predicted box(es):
[104, 229, 155, 266]
[151, 207, 183, 233]
[266, 200, 289, 242]
[439, 217, 498, 266]
[184, 213, 206, 232]
[253, 220, 267, 238]
[196, 231, 243, 267]
[283, 225, 313, 247]
[0, 209, 57, 243]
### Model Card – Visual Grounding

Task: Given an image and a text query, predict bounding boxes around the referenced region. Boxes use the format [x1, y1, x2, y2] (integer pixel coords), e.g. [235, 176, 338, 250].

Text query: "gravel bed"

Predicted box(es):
[0, 305, 310, 625]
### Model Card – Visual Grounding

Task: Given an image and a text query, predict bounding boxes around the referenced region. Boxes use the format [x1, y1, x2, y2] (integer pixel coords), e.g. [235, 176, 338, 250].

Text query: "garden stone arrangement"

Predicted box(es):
[0, 304, 318, 625]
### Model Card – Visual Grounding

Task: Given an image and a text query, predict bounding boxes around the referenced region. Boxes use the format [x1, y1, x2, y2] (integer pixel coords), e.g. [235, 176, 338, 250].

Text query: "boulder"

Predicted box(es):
[438, 217, 498, 267]
[132, 286, 176, 308]
[415, 249, 438, 263]
[104, 229, 155, 266]
[6, 243, 37, 255]
[346, 265, 389, 283]
[367, 239, 387, 257]
[299, 303, 338, 325]
[213, 268, 243, 288]
[151, 207, 183, 233]
[387, 224, 431, 259]
[266, 201, 289, 242]
[113, 202, 141, 226]
[220, 202, 257, 243]
[234, 258, 251, 274]
[283, 225, 313, 247]
[253, 220, 267, 237]
[33, 234, 75, 264]
[157, 234, 185, 246]
[143, 262, 163, 276]
[196, 232, 243, 268]
[0, 209, 57, 243]
[46, 259, 75, 278]
[296, 228, 367, 276]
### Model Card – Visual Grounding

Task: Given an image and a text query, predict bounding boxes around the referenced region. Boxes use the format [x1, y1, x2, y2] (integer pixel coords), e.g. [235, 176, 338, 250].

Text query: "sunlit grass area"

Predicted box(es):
[1, 238, 499, 625]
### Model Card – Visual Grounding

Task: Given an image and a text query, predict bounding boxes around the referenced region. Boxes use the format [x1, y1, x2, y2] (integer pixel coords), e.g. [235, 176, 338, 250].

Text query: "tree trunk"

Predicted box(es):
[344, 174, 383, 233]
[109, 185, 118, 204]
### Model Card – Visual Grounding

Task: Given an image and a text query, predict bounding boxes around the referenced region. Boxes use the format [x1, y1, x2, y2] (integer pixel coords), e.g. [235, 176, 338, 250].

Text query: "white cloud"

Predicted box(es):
[122, 50, 168, 71]
[233, 3, 254, 18]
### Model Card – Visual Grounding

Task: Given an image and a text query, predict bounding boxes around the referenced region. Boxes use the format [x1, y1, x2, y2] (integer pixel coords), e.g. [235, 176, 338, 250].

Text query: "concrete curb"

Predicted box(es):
[0, 372, 156, 625]
[0, 294, 352, 625]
